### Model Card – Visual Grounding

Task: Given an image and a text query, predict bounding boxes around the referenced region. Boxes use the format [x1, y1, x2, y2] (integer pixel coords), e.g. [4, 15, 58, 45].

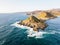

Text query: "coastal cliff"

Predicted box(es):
[18, 9, 60, 31]
[18, 16, 47, 31]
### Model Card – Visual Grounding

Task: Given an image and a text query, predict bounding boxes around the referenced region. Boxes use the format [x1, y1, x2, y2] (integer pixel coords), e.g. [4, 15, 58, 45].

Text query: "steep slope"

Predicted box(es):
[18, 16, 47, 31]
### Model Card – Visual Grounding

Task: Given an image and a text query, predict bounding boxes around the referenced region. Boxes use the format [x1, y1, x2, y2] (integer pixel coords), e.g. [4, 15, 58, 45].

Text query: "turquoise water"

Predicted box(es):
[0, 13, 60, 45]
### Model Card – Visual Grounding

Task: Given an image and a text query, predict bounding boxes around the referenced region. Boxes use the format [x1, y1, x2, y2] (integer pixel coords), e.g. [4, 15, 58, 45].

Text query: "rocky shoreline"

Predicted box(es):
[17, 9, 60, 31]
[18, 16, 47, 31]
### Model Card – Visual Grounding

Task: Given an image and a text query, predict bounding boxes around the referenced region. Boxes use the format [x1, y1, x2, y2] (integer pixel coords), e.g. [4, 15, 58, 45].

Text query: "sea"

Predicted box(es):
[0, 13, 60, 45]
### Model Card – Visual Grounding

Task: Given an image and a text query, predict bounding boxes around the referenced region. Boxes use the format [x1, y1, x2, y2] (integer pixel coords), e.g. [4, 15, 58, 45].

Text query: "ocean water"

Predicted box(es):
[0, 13, 60, 45]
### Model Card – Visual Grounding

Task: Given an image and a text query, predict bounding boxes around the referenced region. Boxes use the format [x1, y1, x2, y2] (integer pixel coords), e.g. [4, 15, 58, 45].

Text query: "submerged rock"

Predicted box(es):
[18, 16, 47, 31]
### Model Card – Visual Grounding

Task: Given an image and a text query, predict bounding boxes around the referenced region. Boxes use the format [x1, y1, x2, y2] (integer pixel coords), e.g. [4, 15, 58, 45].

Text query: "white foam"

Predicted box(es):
[11, 21, 33, 29]
[27, 29, 49, 38]
[11, 21, 60, 38]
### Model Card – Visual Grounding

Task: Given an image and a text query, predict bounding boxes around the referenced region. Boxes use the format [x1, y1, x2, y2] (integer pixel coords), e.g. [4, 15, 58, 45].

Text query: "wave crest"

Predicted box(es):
[11, 21, 60, 38]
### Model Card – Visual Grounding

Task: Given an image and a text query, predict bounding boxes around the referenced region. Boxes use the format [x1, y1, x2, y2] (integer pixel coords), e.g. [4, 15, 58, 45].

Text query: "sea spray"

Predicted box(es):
[11, 21, 60, 38]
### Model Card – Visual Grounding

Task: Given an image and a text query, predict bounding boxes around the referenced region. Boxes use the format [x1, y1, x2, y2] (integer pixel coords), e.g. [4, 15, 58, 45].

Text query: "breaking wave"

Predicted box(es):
[11, 21, 60, 38]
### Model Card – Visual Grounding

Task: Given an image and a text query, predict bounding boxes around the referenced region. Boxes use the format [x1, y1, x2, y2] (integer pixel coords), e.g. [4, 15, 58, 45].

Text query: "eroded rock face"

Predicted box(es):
[18, 16, 47, 31]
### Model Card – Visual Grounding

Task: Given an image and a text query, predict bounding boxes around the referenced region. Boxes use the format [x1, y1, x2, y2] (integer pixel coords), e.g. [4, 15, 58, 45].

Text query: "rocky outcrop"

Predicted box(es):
[18, 16, 47, 31]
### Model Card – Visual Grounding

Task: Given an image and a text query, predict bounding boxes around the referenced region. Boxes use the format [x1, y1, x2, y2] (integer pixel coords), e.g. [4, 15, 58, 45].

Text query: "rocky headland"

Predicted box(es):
[18, 16, 47, 31]
[18, 9, 60, 31]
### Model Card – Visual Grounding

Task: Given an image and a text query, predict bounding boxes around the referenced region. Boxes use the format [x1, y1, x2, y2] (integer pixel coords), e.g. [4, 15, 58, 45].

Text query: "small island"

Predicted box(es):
[18, 16, 47, 31]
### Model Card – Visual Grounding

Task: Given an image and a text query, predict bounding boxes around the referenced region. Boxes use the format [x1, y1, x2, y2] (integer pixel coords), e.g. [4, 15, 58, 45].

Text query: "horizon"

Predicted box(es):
[0, 0, 60, 13]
